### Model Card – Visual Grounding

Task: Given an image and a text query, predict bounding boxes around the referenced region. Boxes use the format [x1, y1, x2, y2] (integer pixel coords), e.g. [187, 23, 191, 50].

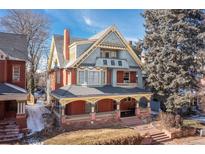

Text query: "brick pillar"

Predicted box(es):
[115, 103, 121, 120]
[60, 105, 67, 127]
[90, 104, 96, 122]
[16, 101, 27, 130]
[147, 102, 151, 114]
[135, 102, 140, 116]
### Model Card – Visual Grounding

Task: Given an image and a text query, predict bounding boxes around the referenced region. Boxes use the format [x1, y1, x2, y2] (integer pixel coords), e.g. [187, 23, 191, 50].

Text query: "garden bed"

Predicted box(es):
[43, 128, 152, 145]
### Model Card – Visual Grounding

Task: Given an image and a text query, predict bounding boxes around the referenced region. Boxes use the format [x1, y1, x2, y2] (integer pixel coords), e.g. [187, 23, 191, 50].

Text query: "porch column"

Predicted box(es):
[90, 103, 96, 122]
[135, 102, 140, 116]
[17, 101, 26, 114]
[61, 105, 65, 116]
[147, 101, 151, 114]
[115, 102, 121, 120]
[16, 101, 27, 129]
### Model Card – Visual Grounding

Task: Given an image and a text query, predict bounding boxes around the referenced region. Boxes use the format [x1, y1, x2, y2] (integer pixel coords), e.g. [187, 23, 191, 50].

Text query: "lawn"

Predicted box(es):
[44, 128, 141, 145]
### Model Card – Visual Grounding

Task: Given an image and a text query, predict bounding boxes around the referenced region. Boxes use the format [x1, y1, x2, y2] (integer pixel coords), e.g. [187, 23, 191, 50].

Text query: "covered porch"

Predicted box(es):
[51, 85, 152, 126]
[0, 83, 28, 129]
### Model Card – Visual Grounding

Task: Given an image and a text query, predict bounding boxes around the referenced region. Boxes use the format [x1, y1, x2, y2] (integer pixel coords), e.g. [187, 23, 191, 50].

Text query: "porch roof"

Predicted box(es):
[0, 83, 27, 101]
[51, 85, 150, 100]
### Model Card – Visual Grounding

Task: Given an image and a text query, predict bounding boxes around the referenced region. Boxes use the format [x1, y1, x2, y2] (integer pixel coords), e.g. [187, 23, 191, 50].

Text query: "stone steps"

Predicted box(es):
[151, 131, 171, 144]
[0, 120, 23, 144]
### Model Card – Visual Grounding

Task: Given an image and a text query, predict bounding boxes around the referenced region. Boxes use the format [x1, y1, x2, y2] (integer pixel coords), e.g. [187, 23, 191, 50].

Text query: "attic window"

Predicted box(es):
[0, 55, 3, 59]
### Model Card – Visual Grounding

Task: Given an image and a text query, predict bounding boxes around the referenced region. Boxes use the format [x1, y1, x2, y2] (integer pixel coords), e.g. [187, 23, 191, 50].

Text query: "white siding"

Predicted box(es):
[76, 43, 93, 57]
[118, 50, 138, 67]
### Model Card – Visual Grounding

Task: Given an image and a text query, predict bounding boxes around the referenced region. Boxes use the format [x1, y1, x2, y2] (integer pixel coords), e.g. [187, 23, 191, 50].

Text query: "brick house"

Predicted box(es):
[47, 25, 152, 126]
[0, 32, 28, 130]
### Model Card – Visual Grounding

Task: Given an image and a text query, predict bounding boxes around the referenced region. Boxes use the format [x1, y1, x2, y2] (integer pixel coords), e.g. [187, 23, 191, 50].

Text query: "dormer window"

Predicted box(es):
[12, 65, 20, 81]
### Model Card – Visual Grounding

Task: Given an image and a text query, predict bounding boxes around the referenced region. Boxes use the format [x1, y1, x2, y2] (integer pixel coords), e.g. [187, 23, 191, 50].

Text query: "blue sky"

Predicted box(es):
[0, 9, 145, 42]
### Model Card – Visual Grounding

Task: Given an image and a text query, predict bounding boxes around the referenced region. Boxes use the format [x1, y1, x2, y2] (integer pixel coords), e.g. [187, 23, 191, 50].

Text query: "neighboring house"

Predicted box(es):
[47, 25, 152, 126]
[0, 32, 28, 130]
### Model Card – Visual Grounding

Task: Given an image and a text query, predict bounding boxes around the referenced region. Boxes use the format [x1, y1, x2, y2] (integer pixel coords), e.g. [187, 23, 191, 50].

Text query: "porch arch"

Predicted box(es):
[139, 96, 149, 108]
[119, 97, 137, 110]
[65, 100, 90, 115]
[95, 98, 116, 113]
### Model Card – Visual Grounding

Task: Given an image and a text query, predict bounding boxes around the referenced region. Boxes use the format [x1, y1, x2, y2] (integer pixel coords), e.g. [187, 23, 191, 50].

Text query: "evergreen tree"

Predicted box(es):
[143, 10, 205, 117]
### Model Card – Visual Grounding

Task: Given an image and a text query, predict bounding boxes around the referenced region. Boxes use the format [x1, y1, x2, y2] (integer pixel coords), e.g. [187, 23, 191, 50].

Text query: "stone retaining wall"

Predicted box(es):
[163, 127, 196, 139]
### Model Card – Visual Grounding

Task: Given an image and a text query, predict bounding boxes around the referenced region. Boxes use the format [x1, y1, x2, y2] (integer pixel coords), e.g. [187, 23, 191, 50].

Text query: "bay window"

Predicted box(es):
[78, 69, 106, 86]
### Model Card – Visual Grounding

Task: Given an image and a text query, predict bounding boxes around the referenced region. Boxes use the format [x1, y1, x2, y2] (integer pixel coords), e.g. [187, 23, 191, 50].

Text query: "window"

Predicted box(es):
[118, 61, 122, 66]
[101, 71, 105, 85]
[123, 72, 130, 83]
[111, 60, 115, 66]
[110, 51, 116, 58]
[78, 69, 105, 86]
[12, 65, 20, 81]
[56, 71, 60, 84]
[78, 71, 85, 84]
[105, 52, 109, 58]
[88, 71, 100, 85]
[103, 60, 107, 65]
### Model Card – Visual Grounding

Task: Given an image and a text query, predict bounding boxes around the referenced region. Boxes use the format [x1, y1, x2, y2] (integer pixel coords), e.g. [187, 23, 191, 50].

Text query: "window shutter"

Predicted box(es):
[117, 71, 124, 83]
[130, 71, 136, 83]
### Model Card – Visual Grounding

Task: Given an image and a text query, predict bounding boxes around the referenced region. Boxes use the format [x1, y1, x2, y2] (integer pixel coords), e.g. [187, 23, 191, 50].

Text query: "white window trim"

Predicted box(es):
[77, 68, 106, 86]
[56, 70, 61, 84]
[12, 65, 20, 82]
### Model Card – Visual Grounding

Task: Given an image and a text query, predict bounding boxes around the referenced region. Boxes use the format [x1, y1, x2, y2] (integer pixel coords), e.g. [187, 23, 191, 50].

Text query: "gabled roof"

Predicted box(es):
[0, 32, 27, 60]
[48, 34, 87, 69]
[69, 25, 142, 68]
[89, 25, 112, 40]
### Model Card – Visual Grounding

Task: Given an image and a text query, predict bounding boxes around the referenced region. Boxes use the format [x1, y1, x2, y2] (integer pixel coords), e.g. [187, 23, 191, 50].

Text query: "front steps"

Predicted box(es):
[151, 131, 171, 144]
[0, 120, 23, 144]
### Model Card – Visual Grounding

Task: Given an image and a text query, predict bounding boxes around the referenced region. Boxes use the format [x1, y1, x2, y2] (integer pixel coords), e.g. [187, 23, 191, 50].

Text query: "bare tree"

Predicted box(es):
[0, 10, 50, 94]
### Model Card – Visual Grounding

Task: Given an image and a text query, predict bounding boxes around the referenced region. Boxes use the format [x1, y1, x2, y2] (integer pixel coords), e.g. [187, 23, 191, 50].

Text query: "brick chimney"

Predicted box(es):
[63, 29, 70, 61]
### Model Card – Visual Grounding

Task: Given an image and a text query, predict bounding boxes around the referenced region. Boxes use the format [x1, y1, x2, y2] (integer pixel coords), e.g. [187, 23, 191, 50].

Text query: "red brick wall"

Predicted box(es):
[50, 69, 67, 90]
[65, 101, 86, 115]
[71, 68, 76, 84]
[0, 60, 7, 83]
[107, 69, 112, 85]
[0, 102, 5, 120]
[6, 60, 26, 88]
[97, 99, 114, 112]
[130, 71, 136, 83]
[117, 71, 124, 83]
[49, 71, 56, 91]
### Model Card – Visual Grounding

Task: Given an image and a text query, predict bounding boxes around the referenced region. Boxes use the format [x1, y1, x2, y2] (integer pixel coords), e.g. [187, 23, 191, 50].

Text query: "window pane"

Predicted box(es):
[12, 66, 20, 81]
[118, 61, 122, 66]
[111, 60, 115, 66]
[103, 60, 107, 65]
[79, 71, 84, 84]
